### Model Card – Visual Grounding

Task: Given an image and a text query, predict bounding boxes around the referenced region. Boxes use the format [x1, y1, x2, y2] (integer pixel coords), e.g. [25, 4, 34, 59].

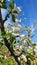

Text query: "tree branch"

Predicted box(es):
[0, 8, 21, 65]
[3, 13, 10, 23]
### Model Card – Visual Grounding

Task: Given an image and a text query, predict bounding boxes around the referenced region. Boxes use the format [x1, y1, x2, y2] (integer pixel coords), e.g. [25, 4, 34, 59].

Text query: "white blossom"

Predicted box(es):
[17, 7, 21, 13]
[16, 44, 19, 49]
[20, 54, 27, 62]
[12, 33, 19, 37]
[13, 4, 21, 14]
[18, 57, 20, 61]
[20, 45, 22, 50]
[15, 19, 19, 23]
[15, 18, 21, 23]
[20, 34, 25, 38]
[0, 0, 3, 2]
[4, 56, 7, 59]
[17, 24, 22, 27]
[12, 3, 21, 14]
[35, 45, 37, 49]
[23, 40, 26, 43]
[12, 27, 20, 32]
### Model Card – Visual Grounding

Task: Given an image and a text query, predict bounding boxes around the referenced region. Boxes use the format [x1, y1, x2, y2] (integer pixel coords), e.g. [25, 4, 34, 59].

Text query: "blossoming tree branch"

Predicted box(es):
[0, 0, 37, 65]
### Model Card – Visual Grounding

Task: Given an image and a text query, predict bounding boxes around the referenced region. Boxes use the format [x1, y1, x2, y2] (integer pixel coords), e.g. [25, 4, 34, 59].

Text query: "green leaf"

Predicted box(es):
[0, 42, 3, 48]
[0, 0, 7, 9]
[2, 4, 6, 9]
[10, 4, 14, 9]
[12, 15, 15, 22]
[0, 55, 3, 58]
[10, 36, 16, 44]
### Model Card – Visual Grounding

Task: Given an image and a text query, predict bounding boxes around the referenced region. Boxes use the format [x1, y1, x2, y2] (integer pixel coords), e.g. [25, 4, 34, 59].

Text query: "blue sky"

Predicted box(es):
[14, 0, 37, 24]
[14, 0, 37, 43]
[1, 0, 37, 43]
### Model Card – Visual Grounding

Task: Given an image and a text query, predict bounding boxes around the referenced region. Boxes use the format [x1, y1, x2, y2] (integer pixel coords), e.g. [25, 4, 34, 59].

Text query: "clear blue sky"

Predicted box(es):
[14, 0, 37, 43]
[1, 0, 37, 43]
[14, 0, 37, 24]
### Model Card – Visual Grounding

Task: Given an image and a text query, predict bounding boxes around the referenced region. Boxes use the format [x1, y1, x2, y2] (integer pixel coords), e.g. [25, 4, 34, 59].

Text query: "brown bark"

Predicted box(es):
[0, 8, 21, 65]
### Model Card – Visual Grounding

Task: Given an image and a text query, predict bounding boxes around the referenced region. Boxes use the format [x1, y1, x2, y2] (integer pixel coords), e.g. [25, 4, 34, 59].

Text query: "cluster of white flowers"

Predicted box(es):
[20, 54, 27, 62]
[6, 25, 20, 33]
[11, 4, 21, 20]
[18, 54, 27, 62]
[0, 0, 37, 64]
[0, 0, 4, 2]
[15, 18, 21, 23]
[17, 7, 21, 13]
[5, 23, 25, 37]
[0, 0, 4, 7]
[13, 4, 21, 13]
